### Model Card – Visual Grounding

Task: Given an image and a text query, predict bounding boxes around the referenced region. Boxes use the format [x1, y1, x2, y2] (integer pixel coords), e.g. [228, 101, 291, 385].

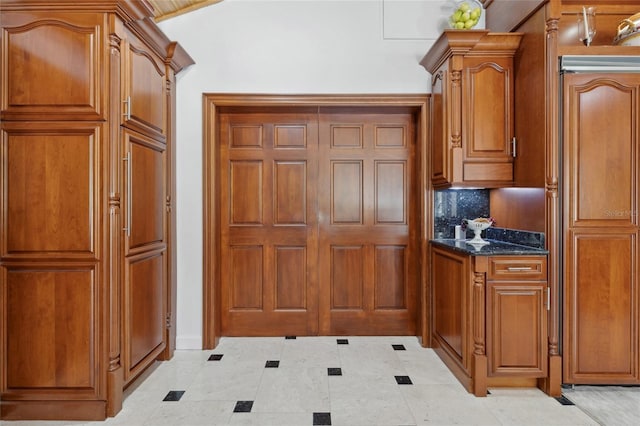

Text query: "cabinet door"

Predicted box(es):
[122, 129, 167, 383]
[487, 282, 547, 377]
[1, 122, 104, 402]
[562, 73, 640, 384]
[431, 64, 460, 186]
[121, 30, 166, 139]
[461, 56, 514, 183]
[0, 12, 105, 120]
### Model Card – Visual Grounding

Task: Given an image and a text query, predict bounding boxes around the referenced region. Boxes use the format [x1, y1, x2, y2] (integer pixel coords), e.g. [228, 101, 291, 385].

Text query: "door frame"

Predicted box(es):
[202, 94, 431, 349]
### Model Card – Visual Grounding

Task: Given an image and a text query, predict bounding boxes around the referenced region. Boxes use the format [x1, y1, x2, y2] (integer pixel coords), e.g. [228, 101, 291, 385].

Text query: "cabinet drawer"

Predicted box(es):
[488, 257, 547, 281]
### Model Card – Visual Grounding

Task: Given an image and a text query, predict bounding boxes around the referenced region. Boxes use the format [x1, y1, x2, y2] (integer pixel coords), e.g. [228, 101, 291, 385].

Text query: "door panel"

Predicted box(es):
[220, 111, 319, 336]
[318, 110, 416, 335]
[122, 129, 167, 384]
[219, 108, 417, 336]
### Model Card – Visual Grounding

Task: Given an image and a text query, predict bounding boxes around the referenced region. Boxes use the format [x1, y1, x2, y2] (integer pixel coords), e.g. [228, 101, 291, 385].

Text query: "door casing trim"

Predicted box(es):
[202, 93, 431, 349]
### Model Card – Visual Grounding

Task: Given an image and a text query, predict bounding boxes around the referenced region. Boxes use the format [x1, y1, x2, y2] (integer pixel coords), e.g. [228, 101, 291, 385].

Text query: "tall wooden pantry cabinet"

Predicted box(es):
[484, 0, 640, 393]
[0, 0, 194, 420]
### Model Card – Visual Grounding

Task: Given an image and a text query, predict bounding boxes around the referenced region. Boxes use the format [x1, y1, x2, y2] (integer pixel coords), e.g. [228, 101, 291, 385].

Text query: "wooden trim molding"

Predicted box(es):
[201, 94, 430, 349]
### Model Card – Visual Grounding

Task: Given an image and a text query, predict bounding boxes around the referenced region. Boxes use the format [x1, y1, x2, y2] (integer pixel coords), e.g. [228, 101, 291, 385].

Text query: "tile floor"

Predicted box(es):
[1, 336, 635, 425]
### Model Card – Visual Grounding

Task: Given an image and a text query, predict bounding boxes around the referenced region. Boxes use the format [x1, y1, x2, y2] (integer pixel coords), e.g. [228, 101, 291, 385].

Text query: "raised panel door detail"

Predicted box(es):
[465, 62, 510, 158]
[374, 245, 406, 309]
[230, 245, 263, 310]
[127, 253, 164, 372]
[432, 249, 465, 360]
[128, 136, 165, 250]
[375, 126, 405, 148]
[220, 111, 318, 336]
[275, 125, 306, 148]
[375, 161, 406, 224]
[1, 17, 101, 118]
[331, 161, 362, 224]
[274, 161, 306, 225]
[275, 246, 306, 310]
[125, 42, 166, 137]
[331, 246, 364, 310]
[331, 125, 362, 148]
[566, 232, 637, 380]
[230, 161, 263, 225]
[3, 126, 95, 256]
[231, 125, 263, 148]
[488, 284, 545, 376]
[319, 110, 416, 335]
[430, 69, 449, 186]
[5, 269, 95, 389]
[567, 79, 637, 227]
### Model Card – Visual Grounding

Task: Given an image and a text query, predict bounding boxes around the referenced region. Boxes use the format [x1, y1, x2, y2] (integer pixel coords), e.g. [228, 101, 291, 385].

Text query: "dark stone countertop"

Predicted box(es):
[430, 239, 549, 256]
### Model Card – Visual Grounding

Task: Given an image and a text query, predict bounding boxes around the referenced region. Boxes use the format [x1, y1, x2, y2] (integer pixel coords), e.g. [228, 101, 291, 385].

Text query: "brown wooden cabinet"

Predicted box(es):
[430, 245, 547, 396]
[562, 72, 640, 384]
[485, 0, 640, 395]
[486, 257, 547, 378]
[0, 1, 193, 420]
[421, 30, 522, 188]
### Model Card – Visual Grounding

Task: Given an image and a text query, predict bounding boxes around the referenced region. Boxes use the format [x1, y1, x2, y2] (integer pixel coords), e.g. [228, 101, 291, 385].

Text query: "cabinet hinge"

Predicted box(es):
[511, 137, 517, 158]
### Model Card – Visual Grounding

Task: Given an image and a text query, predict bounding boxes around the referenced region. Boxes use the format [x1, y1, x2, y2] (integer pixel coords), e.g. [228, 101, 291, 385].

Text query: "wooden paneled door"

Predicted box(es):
[318, 109, 417, 335]
[218, 106, 418, 336]
[219, 109, 320, 336]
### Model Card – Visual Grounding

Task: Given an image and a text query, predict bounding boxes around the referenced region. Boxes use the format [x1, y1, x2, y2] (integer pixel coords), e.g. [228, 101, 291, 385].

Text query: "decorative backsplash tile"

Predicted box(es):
[433, 188, 545, 249]
[434, 189, 490, 238]
[486, 227, 545, 249]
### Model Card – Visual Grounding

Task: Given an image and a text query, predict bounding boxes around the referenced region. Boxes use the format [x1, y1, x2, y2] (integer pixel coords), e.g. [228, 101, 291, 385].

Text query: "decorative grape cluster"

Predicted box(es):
[449, 2, 482, 30]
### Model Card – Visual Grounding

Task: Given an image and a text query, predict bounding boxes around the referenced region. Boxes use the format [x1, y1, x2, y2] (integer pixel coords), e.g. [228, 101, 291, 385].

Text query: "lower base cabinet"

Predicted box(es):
[430, 245, 548, 396]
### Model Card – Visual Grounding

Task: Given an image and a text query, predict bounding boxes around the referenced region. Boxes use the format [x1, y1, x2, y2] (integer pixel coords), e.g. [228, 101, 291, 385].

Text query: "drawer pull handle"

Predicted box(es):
[506, 266, 533, 271]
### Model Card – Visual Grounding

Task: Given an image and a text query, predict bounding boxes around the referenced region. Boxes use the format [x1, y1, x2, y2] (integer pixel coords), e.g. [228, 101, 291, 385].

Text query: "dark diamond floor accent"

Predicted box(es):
[208, 354, 223, 361]
[392, 344, 406, 351]
[163, 390, 185, 401]
[336, 339, 349, 345]
[395, 375, 413, 385]
[556, 395, 575, 406]
[285, 336, 297, 340]
[328, 367, 342, 376]
[233, 400, 254, 413]
[313, 412, 332, 425]
[265, 360, 280, 368]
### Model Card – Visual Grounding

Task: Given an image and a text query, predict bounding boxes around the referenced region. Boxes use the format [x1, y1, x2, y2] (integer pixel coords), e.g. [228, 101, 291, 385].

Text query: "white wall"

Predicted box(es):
[158, 0, 483, 349]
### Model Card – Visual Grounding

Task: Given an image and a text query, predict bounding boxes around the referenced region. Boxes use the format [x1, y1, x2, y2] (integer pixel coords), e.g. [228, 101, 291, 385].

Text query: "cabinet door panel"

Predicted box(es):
[2, 123, 100, 259]
[123, 251, 165, 381]
[122, 31, 166, 138]
[4, 268, 97, 393]
[431, 68, 449, 185]
[564, 231, 638, 382]
[464, 59, 513, 160]
[123, 130, 166, 253]
[487, 283, 546, 377]
[564, 74, 638, 228]
[1, 13, 103, 119]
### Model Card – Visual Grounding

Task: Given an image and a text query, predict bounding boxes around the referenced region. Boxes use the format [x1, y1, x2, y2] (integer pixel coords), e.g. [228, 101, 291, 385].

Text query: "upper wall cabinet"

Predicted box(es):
[421, 30, 522, 188]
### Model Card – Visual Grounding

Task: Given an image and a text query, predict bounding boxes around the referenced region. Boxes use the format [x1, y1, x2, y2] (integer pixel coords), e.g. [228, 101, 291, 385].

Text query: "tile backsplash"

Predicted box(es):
[434, 188, 545, 249]
[434, 189, 490, 238]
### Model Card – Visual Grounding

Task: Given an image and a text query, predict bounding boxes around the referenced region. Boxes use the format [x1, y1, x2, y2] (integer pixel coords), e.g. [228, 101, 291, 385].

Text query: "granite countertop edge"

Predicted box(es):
[430, 239, 549, 256]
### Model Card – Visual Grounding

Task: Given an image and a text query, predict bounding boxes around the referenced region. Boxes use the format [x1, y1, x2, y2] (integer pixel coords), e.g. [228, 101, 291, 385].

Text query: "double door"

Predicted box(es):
[219, 108, 418, 336]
